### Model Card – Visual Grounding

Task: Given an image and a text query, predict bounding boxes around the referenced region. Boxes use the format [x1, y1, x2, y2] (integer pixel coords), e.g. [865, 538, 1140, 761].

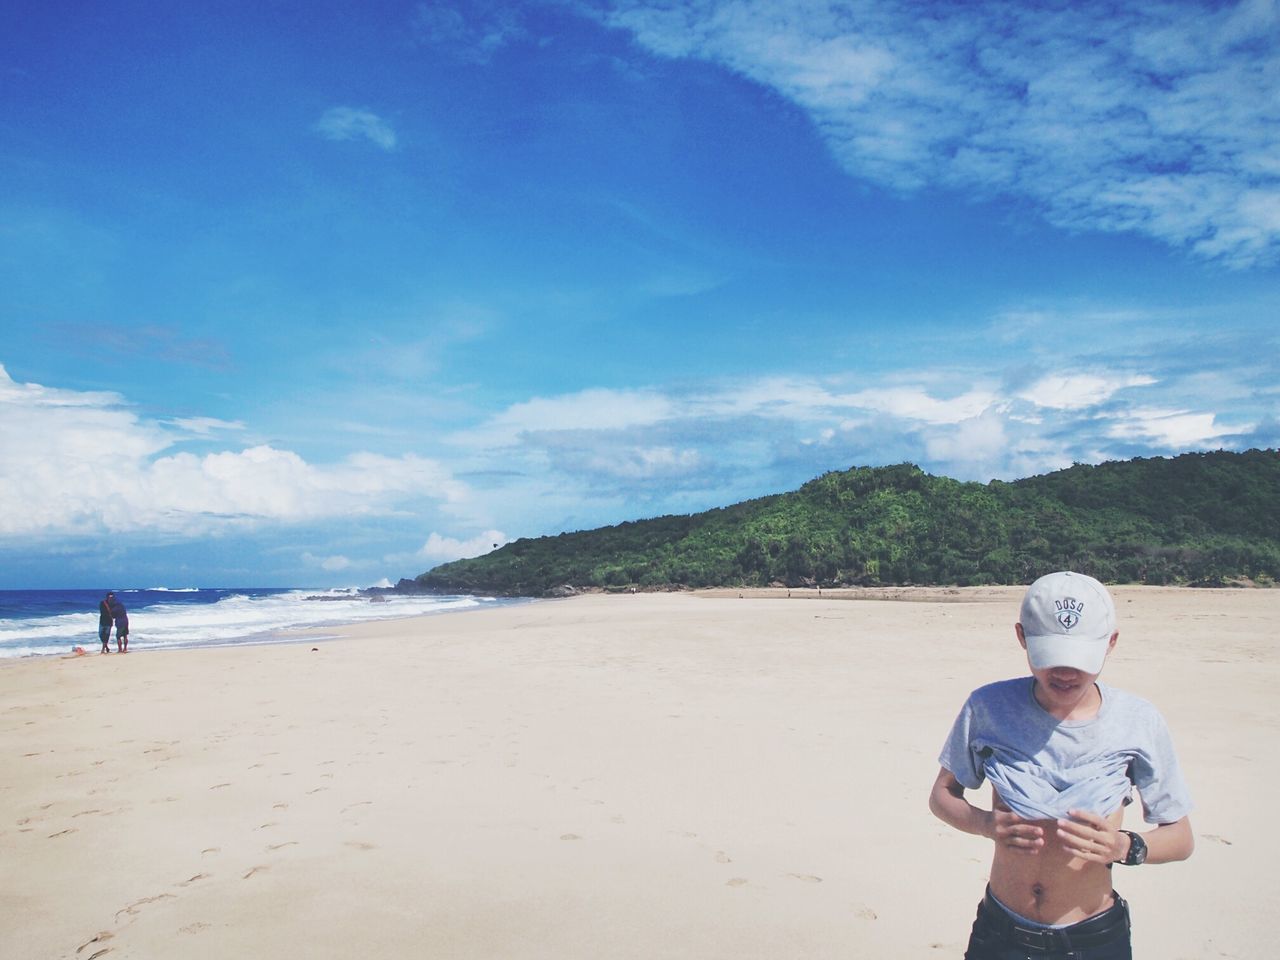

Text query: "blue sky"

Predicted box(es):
[2, 0, 1277, 589]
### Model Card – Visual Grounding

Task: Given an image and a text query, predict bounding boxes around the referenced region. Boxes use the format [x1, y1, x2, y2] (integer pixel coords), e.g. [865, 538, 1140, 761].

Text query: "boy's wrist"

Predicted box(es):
[1115, 829, 1147, 865]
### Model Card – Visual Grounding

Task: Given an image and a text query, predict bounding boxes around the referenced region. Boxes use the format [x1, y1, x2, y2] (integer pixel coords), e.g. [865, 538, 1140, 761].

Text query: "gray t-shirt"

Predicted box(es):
[939, 677, 1193, 823]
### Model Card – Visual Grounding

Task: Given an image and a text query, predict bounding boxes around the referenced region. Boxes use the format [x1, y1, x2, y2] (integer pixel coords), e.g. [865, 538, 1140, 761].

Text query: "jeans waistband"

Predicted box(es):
[978, 889, 1130, 954]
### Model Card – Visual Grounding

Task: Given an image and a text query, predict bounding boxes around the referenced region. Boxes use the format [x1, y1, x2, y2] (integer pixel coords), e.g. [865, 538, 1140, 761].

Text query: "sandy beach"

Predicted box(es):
[2, 586, 1274, 959]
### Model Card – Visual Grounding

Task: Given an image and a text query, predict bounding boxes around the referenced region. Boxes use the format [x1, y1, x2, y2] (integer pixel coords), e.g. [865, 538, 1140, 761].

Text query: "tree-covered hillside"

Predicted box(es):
[411, 450, 1280, 596]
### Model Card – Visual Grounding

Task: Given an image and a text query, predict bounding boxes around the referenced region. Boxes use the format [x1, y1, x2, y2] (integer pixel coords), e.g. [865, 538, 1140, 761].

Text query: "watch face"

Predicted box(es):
[1127, 832, 1148, 865]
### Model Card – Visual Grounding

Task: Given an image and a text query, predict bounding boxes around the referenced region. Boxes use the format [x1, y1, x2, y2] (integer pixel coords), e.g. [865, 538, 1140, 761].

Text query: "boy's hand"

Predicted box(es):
[1056, 809, 1125, 863]
[989, 809, 1045, 853]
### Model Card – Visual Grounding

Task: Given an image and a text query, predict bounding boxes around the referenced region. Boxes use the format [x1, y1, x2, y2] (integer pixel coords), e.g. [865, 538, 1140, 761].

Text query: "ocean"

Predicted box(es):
[0, 587, 520, 659]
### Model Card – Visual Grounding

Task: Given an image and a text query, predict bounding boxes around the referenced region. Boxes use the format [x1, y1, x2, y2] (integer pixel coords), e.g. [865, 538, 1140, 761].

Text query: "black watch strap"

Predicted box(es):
[1118, 829, 1147, 865]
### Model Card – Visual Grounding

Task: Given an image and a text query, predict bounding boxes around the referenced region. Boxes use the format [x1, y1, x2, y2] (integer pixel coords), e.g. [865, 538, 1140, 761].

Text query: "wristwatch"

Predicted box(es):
[1117, 830, 1148, 866]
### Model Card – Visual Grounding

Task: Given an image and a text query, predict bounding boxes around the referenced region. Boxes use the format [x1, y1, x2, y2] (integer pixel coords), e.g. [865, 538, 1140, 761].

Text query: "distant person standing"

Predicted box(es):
[109, 593, 129, 653]
[98, 592, 115, 654]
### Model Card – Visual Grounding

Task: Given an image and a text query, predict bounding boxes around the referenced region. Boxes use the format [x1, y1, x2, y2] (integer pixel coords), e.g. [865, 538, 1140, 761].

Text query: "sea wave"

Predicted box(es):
[0, 589, 517, 659]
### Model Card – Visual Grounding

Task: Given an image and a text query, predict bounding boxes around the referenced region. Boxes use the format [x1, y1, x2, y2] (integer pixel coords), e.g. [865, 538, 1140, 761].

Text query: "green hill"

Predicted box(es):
[411, 449, 1280, 596]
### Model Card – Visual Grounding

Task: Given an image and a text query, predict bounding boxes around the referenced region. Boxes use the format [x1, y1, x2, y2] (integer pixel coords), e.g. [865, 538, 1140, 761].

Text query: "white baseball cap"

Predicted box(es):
[1019, 571, 1117, 673]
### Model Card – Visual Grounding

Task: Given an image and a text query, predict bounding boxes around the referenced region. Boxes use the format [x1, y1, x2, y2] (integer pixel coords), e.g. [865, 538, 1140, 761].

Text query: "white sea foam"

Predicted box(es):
[0, 590, 516, 659]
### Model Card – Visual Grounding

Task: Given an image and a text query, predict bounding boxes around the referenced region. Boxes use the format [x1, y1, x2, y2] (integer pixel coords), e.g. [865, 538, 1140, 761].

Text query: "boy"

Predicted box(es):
[929, 571, 1194, 958]
[110, 593, 129, 653]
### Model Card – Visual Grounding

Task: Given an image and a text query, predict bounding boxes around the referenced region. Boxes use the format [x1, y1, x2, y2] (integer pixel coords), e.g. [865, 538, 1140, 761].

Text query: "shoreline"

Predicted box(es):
[0, 592, 533, 665]
[5, 582, 1272, 664]
[3, 587, 1274, 957]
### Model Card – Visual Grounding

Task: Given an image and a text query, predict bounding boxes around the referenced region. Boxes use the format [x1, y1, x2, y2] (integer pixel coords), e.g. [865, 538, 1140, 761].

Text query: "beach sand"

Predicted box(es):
[2, 586, 1274, 958]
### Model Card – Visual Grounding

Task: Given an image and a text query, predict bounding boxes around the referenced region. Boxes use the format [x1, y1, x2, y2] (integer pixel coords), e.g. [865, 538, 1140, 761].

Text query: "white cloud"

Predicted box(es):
[688, 376, 839, 419]
[454, 379, 1002, 471]
[454, 387, 677, 448]
[589, 445, 702, 479]
[550, 442, 705, 481]
[313, 107, 398, 151]
[411, 2, 528, 63]
[417, 529, 508, 563]
[678, 377, 999, 425]
[0, 367, 138, 412]
[1018, 373, 1158, 411]
[1104, 408, 1236, 448]
[303, 552, 352, 572]
[451, 356, 1231, 493]
[596, 0, 1280, 266]
[0, 365, 463, 538]
[922, 408, 1011, 476]
[837, 386, 998, 424]
[162, 416, 246, 435]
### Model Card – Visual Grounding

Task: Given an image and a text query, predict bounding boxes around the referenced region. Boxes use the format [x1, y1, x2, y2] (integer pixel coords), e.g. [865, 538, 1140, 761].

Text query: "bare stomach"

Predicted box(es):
[988, 792, 1123, 925]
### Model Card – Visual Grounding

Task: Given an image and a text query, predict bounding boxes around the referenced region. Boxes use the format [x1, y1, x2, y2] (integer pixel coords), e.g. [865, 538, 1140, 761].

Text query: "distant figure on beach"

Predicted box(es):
[98, 592, 115, 653]
[929, 571, 1194, 958]
[109, 594, 129, 653]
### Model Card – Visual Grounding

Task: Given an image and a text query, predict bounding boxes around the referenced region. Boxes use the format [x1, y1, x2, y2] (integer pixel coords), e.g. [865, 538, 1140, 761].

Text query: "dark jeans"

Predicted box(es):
[963, 888, 1131, 959]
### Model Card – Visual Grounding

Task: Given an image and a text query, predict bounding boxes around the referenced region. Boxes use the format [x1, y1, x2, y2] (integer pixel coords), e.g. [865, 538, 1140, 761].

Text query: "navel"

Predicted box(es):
[1031, 882, 1046, 906]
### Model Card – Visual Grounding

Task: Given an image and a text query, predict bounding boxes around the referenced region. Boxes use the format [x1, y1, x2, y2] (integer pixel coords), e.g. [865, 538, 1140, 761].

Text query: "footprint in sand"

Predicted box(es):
[115, 894, 175, 920]
[788, 873, 823, 883]
[272, 802, 289, 810]
[344, 841, 376, 851]
[179, 921, 211, 935]
[201, 847, 220, 855]
[209, 783, 231, 790]
[242, 866, 268, 880]
[76, 931, 113, 954]
[855, 907, 878, 920]
[178, 873, 210, 886]
[48, 828, 77, 838]
[266, 842, 298, 851]
[726, 878, 749, 887]
[1202, 833, 1233, 845]
[560, 833, 582, 841]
